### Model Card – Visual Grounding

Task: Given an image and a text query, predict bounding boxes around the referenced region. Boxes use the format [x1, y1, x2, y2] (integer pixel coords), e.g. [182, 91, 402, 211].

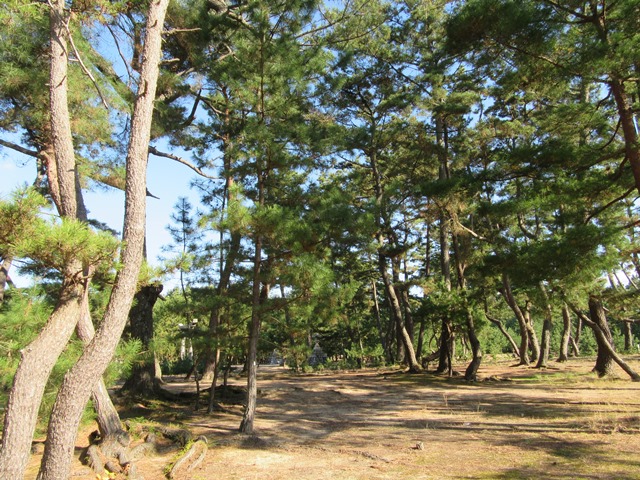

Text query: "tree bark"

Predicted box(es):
[121, 284, 164, 395]
[37, 2, 169, 478]
[239, 233, 264, 433]
[0, 3, 88, 475]
[0, 278, 85, 478]
[75, 291, 122, 438]
[567, 298, 640, 381]
[622, 321, 633, 352]
[609, 77, 640, 196]
[485, 313, 520, 358]
[0, 256, 12, 304]
[557, 303, 571, 362]
[588, 296, 615, 378]
[535, 282, 552, 368]
[501, 273, 530, 365]
[464, 310, 482, 381]
[377, 252, 421, 373]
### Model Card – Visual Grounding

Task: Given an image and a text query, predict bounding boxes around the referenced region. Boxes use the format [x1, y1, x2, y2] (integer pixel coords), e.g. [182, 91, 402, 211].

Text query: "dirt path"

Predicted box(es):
[27, 356, 640, 479]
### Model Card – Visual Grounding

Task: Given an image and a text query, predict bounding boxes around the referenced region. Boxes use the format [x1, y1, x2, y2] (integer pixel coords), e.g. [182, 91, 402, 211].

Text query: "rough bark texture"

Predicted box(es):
[0, 4, 87, 475]
[37, 2, 169, 478]
[121, 284, 164, 395]
[0, 278, 85, 478]
[588, 296, 615, 377]
[75, 293, 123, 438]
[48, 0, 77, 219]
[239, 234, 264, 433]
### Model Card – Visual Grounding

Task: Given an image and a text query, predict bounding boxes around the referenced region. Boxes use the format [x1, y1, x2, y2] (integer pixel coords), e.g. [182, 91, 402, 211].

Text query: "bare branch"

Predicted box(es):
[148, 146, 220, 180]
[0, 139, 39, 158]
[62, 19, 110, 110]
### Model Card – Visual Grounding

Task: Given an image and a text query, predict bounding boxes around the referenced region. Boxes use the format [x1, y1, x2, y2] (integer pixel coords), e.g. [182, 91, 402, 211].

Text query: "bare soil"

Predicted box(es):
[26, 355, 640, 479]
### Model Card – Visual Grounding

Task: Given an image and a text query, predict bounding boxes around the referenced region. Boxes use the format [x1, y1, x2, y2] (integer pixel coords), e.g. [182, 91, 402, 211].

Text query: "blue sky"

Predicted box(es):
[1, 144, 203, 290]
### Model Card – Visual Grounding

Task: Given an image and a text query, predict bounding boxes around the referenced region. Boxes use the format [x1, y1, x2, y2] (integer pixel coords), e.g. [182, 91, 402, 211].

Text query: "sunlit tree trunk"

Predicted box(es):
[37, 1, 169, 477]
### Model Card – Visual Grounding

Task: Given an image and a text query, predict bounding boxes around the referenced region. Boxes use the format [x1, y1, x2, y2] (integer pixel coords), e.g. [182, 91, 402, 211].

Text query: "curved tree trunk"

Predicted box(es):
[501, 273, 530, 365]
[588, 296, 615, 378]
[37, 2, 169, 478]
[0, 278, 85, 478]
[486, 313, 520, 358]
[0, 2, 88, 475]
[464, 310, 482, 381]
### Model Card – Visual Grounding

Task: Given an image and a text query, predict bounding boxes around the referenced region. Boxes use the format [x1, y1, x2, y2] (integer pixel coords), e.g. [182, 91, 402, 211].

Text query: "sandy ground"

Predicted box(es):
[26, 355, 640, 480]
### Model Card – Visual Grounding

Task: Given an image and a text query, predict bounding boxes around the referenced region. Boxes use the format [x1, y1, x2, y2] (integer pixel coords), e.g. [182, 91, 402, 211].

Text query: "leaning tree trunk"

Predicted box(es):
[567, 298, 640, 381]
[485, 313, 520, 358]
[36, 2, 169, 478]
[501, 274, 530, 365]
[377, 252, 421, 373]
[0, 276, 85, 478]
[588, 296, 615, 377]
[75, 289, 123, 438]
[121, 283, 164, 396]
[0, 2, 88, 474]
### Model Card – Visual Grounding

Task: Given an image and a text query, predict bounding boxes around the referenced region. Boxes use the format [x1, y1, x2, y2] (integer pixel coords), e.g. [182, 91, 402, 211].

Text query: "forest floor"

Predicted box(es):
[26, 354, 640, 480]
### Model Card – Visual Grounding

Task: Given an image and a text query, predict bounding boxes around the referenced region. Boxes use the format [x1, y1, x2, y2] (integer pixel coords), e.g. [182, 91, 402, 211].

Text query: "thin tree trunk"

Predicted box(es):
[239, 232, 264, 433]
[371, 281, 390, 363]
[571, 316, 583, 357]
[524, 303, 540, 363]
[464, 310, 482, 381]
[501, 273, 530, 365]
[536, 282, 553, 368]
[622, 321, 633, 352]
[378, 252, 421, 373]
[37, 2, 169, 477]
[557, 303, 571, 362]
[485, 313, 520, 358]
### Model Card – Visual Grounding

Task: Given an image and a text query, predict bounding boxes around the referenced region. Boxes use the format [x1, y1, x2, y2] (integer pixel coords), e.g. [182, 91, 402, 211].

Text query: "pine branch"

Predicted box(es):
[585, 186, 636, 223]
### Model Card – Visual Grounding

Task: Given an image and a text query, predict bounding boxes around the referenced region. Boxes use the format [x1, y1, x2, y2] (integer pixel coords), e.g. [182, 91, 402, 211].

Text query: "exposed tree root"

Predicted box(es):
[167, 436, 208, 480]
[81, 422, 203, 478]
